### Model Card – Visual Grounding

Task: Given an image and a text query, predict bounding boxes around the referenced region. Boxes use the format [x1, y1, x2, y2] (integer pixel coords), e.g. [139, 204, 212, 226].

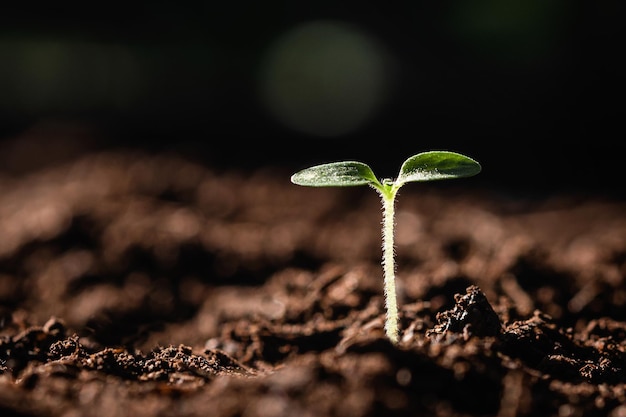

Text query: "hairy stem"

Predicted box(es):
[381, 193, 398, 344]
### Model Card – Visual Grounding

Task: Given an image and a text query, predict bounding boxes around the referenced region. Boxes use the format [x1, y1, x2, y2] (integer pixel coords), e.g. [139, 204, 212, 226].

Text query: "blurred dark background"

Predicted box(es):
[0, 1, 624, 197]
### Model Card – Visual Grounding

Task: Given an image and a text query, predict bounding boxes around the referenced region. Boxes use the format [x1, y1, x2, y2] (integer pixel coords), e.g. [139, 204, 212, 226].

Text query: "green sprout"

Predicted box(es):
[291, 151, 481, 344]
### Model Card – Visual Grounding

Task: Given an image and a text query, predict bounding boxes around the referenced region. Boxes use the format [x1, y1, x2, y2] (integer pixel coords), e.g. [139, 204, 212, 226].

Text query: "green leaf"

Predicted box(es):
[291, 161, 380, 187]
[396, 151, 481, 185]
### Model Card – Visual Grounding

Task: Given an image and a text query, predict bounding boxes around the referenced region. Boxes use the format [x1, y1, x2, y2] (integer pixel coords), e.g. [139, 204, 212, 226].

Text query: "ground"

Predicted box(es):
[1, 147, 625, 417]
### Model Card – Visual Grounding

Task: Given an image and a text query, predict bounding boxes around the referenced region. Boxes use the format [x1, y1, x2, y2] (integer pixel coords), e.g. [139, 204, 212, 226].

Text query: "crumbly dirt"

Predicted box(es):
[1, 148, 626, 417]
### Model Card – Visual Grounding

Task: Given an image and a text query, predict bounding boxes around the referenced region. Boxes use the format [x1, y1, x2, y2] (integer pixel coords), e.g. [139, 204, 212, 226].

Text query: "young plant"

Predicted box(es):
[291, 151, 481, 344]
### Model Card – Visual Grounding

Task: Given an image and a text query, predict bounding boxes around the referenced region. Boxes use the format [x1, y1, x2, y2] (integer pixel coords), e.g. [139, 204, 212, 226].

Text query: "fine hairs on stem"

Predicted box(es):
[381, 190, 398, 342]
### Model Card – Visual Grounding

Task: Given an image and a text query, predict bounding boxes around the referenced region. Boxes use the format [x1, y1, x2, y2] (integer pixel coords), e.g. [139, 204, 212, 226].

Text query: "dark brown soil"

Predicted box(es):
[1, 147, 626, 417]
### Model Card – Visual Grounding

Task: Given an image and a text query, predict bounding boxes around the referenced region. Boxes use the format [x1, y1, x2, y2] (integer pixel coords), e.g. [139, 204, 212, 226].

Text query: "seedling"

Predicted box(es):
[291, 151, 481, 344]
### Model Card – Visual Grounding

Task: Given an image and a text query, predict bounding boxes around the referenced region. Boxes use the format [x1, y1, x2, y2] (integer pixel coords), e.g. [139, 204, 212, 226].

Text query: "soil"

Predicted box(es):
[1, 145, 626, 417]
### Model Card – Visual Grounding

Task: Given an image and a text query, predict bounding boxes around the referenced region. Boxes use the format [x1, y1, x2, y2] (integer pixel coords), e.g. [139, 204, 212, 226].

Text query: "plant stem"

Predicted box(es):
[381, 192, 399, 344]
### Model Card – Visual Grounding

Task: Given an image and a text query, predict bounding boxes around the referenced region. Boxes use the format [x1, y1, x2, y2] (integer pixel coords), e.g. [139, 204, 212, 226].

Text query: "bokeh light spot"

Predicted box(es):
[259, 20, 391, 138]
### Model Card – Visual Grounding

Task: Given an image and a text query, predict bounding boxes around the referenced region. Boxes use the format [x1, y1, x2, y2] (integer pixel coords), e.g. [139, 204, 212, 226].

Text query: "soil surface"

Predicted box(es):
[1, 146, 626, 417]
